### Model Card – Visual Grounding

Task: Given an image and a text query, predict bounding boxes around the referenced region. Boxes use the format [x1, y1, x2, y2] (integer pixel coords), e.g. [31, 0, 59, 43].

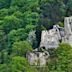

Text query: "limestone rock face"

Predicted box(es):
[64, 17, 72, 35]
[26, 52, 38, 65]
[40, 17, 72, 49]
[27, 16, 72, 66]
[26, 51, 49, 66]
[27, 31, 37, 48]
[63, 17, 72, 46]
[40, 25, 61, 49]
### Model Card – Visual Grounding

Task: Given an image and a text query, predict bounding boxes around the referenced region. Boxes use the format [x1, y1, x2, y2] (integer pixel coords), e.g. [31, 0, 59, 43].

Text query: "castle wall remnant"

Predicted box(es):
[26, 51, 49, 66]
[40, 25, 62, 49]
[27, 17, 72, 66]
[40, 17, 72, 49]
[63, 17, 72, 46]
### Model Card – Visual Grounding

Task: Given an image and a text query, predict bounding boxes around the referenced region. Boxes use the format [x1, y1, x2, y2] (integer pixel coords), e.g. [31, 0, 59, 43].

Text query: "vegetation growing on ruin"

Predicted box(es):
[0, 0, 72, 72]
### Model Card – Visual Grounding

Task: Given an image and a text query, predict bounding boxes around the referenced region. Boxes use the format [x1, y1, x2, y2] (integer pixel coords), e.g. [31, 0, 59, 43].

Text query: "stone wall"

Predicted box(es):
[26, 51, 49, 66]
[40, 17, 72, 49]
[27, 17, 72, 66]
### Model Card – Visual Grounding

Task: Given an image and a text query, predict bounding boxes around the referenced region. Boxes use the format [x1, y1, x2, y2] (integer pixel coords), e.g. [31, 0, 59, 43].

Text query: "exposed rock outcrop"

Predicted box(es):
[40, 25, 62, 49]
[40, 17, 72, 49]
[27, 17, 72, 66]
[63, 17, 72, 46]
[26, 50, 49, 66]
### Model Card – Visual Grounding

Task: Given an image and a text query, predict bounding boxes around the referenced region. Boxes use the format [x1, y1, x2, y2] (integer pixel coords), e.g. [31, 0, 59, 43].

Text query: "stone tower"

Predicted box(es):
[64, 17, 72, 35]
[64, 17, 72, 46]
[40, 25, 61, 49]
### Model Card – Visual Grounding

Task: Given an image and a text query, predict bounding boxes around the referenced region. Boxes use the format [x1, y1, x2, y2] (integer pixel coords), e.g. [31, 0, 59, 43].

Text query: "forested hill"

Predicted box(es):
[0, 0, 72, 72]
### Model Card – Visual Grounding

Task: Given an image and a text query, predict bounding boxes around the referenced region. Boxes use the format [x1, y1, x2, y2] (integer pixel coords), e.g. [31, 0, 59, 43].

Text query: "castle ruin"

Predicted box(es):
[40, 16, 72, 49]
[27, 17, 72, 66]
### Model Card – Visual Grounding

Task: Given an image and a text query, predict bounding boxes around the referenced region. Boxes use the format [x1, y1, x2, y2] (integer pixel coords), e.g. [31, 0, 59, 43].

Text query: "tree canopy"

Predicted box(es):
[0, 0, 72, 72]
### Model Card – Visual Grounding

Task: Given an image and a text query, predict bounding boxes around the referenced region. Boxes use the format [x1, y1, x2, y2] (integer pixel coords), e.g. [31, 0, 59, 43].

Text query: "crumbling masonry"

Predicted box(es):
[27, 17, 72, 66]
[40, 16, 72, 49]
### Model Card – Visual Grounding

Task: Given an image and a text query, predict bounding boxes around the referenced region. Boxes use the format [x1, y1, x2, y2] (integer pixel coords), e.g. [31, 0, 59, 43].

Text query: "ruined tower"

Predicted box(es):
[64, 17, 72, 46]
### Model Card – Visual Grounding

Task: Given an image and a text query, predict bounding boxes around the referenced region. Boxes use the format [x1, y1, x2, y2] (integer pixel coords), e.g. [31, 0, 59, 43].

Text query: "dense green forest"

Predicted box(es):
[0, 0, 72, 72]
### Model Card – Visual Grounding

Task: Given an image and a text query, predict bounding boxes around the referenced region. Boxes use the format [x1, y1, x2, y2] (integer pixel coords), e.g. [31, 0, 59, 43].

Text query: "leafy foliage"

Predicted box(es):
[47, 44, 72, 72]
[12, 41, 32, 56]
[0, 0, 72, 72]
